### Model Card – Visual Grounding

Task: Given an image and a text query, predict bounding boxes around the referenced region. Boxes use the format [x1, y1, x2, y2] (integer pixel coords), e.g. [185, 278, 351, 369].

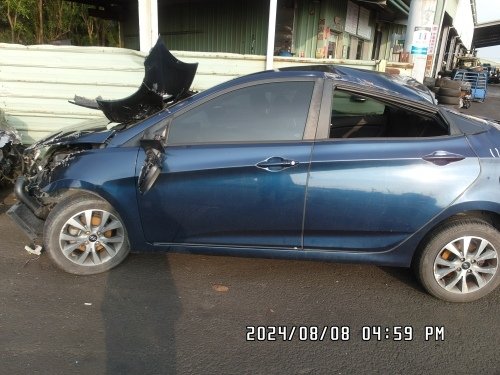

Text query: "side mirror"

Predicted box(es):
[138, 139, 165, 194]
[140, 138, 164, 153]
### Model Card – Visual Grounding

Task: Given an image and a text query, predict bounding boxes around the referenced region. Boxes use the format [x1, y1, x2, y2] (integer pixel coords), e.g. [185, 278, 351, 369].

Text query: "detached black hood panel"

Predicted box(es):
[96, 39, 198, 123]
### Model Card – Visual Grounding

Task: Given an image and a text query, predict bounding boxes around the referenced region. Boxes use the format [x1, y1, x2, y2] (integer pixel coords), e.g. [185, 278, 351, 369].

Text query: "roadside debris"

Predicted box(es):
[212, 284, 230, 293]
[24, 244, 42, 256]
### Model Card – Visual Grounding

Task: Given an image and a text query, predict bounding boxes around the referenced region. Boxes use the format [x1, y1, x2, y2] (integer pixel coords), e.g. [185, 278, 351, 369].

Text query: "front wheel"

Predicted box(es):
[44, 194, 130, 275]
[415, 219, 500, 302]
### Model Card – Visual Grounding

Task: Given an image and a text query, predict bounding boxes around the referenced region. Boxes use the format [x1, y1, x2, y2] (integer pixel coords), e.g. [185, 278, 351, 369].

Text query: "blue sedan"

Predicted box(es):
[8, 42, 500, 302]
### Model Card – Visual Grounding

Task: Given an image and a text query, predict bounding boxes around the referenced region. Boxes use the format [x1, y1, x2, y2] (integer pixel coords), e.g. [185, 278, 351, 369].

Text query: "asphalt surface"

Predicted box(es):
[1, 86, 499, 375]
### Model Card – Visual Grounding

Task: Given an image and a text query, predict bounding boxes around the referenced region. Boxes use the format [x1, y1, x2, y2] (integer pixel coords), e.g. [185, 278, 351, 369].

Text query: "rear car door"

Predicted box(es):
[137, 79, 320, 248]
[303, 87, 481, 252]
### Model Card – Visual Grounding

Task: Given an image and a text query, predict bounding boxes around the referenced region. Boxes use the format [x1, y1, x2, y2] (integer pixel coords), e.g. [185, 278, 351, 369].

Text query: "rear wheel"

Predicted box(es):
[415, 219, 500, 302]
[44, 194, 130, 275]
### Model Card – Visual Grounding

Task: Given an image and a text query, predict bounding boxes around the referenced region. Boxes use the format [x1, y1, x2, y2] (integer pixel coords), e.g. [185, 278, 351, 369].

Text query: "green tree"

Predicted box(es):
[2, 0, 35, 43]
[0, 0, 119, 46]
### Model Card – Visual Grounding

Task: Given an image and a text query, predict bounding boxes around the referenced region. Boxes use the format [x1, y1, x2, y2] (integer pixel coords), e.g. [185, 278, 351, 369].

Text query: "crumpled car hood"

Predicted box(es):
[26, 118, 114, 150]
[71, 39, 198, 123]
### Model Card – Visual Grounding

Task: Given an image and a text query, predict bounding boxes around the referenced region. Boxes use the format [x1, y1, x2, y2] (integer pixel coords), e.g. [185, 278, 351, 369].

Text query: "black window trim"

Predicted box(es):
[315, 82, 459, 141]
[164, 77, 324, 146]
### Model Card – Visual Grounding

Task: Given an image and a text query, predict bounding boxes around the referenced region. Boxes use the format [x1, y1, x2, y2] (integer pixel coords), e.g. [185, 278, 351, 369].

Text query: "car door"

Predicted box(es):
[137, 79, 319, 248]
[303, 87, 481, 252]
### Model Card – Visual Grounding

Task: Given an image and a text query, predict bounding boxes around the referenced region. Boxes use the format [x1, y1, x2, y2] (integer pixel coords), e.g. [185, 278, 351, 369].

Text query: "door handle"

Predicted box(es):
[256, 157, 299, 171]
[422, 151, 465, 166]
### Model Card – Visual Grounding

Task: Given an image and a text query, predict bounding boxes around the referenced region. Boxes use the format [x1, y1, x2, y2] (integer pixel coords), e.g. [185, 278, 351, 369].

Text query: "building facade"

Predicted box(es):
[121, 0, 410, 63]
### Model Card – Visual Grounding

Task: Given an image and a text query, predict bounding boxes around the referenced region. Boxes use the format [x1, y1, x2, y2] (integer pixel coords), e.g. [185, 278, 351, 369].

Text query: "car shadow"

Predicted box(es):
[102, 253, 181, 374]
[377, 266, 426, 295]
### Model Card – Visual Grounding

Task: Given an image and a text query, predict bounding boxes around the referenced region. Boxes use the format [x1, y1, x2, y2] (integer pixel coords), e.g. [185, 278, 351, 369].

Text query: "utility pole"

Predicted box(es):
[266, 0, 278, 70]
[138, 0, 158, 53]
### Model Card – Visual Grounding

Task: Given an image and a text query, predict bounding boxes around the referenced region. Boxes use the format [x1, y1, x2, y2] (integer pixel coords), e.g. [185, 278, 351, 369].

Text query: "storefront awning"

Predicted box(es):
[473, 20, 500, 48]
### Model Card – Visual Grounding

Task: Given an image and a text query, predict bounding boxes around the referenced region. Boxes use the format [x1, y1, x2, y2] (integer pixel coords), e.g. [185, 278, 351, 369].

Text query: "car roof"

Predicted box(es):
[226, 65, 435, 105]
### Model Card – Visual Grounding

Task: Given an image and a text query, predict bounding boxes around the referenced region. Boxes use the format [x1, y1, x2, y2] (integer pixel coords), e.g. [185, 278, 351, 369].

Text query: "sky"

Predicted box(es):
[475, 0, 500, 61]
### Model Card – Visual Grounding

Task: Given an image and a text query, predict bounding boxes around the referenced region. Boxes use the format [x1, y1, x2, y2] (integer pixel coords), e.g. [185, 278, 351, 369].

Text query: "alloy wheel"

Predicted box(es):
[59, 209, 125, 266]
[433, 236, 498, 294]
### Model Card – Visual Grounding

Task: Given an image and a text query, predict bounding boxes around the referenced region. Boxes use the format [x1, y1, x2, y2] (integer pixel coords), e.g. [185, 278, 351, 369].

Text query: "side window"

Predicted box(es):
[330, 90, 449, 138]
[167, 81, 314, 144]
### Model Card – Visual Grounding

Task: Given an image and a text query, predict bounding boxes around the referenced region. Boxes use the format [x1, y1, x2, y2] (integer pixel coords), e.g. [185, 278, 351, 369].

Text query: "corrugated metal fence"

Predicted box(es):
[0, 43, 411, 144]
[0, 44, 145, 143]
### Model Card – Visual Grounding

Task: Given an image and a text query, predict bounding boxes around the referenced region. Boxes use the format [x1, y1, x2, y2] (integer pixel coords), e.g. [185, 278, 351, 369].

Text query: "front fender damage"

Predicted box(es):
[8, 142, 102, 241]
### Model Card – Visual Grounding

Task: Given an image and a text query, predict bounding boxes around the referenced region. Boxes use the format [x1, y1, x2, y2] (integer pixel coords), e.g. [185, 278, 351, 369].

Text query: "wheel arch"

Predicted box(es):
[411, 213, 500, 302]
[411, 206, 500, 268]
[42, 183, 147, 250]
[44, 179, 123, 206]
[43, 192, 132, 275]
[45, 188, 131, 233]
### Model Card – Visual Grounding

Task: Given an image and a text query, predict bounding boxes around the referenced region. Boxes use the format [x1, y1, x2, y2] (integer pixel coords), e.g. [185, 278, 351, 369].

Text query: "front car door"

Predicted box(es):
[137, 79, 320, 249]
[304, 85, 481, 252]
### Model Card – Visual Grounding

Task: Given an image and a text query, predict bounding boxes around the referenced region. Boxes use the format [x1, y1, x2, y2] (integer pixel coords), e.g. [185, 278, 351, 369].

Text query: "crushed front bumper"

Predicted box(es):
[7, 202, 44, 241]
[7, 176, 48, 241]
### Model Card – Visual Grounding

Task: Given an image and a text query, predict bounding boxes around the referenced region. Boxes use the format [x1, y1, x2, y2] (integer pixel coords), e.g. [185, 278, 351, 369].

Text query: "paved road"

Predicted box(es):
[460, 82, 500, 119]
[1, 87, 499, 375]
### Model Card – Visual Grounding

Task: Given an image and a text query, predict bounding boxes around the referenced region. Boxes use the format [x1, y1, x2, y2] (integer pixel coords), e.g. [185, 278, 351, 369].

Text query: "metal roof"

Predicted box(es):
[473, 20, 500, 48]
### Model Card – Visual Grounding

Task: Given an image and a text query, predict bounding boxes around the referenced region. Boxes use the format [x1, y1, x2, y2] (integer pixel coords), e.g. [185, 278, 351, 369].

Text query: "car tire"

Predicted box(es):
[44, 193, 130, 275]
[414, 219, 500, 302]
[437, 95, 460, 105]
[438, 87, 461, 97]
[423, 77, 436, 88]
[439, 79, 461, 90]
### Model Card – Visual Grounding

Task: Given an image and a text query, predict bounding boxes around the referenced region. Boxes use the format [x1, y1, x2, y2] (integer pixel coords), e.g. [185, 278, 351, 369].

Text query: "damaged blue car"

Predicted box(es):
[8, 41, 500, 302]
